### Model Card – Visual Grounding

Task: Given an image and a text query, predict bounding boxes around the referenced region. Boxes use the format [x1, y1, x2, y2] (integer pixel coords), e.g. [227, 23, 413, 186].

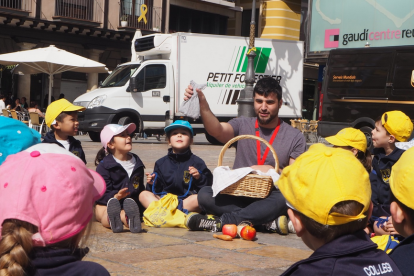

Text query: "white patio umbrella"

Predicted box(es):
[0, 45, 108, 105]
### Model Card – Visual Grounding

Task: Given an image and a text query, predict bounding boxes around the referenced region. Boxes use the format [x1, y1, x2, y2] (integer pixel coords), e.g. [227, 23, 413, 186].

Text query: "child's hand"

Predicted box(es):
[114, 188, 130, 200]
[384, 217, 399, 235]
[146, 173, 155, 184]
[189, 166, 200, 180]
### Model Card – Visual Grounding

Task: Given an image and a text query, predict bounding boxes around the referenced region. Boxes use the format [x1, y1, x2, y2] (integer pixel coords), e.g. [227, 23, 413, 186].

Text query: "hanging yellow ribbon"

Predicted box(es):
[138, 4, 148, 24]
[247, 47, 257, 54]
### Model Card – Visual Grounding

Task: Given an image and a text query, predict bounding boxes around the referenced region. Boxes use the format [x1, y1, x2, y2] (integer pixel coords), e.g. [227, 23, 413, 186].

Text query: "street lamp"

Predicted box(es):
[237, 0, 256, 117]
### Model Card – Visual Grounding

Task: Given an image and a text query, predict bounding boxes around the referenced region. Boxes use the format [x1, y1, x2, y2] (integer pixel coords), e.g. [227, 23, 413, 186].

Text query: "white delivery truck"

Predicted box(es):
[74, 32, 304, 143]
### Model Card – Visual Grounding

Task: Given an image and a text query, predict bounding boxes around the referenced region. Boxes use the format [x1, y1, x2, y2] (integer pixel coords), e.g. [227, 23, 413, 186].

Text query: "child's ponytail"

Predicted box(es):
[0, 219, 37, 276]
[95, 147, 107, 166]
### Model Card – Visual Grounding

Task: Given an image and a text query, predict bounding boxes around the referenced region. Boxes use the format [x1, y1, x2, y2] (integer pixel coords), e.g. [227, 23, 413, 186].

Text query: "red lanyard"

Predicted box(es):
[255, 119, 280, 165]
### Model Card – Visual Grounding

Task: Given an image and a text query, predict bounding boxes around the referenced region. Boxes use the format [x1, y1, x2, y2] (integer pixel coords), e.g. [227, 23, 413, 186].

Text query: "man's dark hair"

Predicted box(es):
[0, 94, 5, 100]
[295, 200, 368, 244]
[253, 77, 282, 101]
[390, 192, 414, 227]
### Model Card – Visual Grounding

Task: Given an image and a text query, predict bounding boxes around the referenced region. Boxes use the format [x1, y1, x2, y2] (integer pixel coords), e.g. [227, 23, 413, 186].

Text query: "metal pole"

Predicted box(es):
[236, 0, 256, 118]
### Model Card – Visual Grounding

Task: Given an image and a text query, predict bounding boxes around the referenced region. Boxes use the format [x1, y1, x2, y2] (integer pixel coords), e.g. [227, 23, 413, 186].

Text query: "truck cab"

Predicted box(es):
[75, 33, 174, 142]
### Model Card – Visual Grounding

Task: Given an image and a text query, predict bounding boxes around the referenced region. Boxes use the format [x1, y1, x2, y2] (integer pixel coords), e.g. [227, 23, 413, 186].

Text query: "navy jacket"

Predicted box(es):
[281, 230, 402, 276]
[389, 234, 414, 276]
[43, 131, 87, 164]
[370, 147, 405, 218]
[27, 248, 109, 276]
[96, 153, 145, 206]
[147, 148, 212, 197]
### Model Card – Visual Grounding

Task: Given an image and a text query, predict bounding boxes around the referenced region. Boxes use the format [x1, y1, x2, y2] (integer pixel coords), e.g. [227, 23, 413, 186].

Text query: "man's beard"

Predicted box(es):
[256, 112, 277, 126]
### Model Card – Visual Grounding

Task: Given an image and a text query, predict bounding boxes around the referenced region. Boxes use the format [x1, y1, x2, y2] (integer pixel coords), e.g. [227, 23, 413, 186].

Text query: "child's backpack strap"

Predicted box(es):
[151, 172, 196, 199]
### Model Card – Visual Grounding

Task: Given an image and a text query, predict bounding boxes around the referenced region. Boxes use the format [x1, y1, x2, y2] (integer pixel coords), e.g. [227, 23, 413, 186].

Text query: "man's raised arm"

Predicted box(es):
[184, 85, 234, 144]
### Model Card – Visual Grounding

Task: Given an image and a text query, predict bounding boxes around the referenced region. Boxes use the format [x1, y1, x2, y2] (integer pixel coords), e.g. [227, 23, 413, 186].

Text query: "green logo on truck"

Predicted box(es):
[232, 46, 272, 74]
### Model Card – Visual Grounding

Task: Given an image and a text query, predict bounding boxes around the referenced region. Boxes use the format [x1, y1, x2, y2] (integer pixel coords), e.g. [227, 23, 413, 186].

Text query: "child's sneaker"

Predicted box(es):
[123, 198, 142, 233]
[107, 198, 123, 233]
[288, 219, 296, 234]
[264, 215, 288, 235]
[185, 213, 222, 232]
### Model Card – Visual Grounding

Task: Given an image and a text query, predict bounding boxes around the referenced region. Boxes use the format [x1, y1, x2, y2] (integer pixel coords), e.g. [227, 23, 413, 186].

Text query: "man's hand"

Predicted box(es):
[189, 166, 200, 180]
[251, 165, 275, 173]
[114, 188, 130, 200]
[184, 85, 206, 102]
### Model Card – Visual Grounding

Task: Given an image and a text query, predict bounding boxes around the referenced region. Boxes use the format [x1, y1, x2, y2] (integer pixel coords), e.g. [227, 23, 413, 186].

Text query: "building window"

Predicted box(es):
[241, 9, 259, 37]
[169, 5, 228, 35]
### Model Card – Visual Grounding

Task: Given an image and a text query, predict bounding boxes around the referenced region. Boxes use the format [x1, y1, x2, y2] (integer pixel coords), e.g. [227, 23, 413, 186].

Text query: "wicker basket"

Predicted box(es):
[218, 135, 279, 198]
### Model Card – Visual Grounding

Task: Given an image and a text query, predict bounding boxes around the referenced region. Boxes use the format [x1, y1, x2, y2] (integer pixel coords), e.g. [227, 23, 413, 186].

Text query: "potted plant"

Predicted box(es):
[120, 15, 128, 27]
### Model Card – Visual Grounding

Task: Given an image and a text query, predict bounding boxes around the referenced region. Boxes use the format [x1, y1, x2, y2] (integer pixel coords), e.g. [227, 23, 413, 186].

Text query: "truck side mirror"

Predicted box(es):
[129, 77, 140, 92]
[163, 96, 170, 102]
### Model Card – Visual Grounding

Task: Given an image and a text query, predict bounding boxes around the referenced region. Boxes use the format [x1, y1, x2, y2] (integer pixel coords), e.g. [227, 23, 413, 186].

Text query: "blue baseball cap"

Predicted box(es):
[0, 117, 41, 165]
[164, 120, 194, 136]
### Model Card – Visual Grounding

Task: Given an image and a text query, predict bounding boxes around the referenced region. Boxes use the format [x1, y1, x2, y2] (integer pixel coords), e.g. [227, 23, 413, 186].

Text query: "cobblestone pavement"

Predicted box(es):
[76, 134, 312, 276]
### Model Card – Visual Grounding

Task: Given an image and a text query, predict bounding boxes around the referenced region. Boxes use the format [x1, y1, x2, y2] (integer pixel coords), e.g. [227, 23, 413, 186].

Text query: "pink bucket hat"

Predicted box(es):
[100, 123, 136, 151]
[0, 143, 106, 246]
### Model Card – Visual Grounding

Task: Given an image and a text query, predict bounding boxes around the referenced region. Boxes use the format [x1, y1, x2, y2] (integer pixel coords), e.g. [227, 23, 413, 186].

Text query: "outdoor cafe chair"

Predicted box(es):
[10, 110, 29, 125]
[2, 109, 10, 117]
[29, 112, 45, 135]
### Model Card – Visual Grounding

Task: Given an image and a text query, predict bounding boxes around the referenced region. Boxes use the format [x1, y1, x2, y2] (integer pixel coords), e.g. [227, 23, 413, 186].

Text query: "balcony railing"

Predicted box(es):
[0, 0, 31, 13]
[119, 0, 161, 31]
[55, 0, 103, 23]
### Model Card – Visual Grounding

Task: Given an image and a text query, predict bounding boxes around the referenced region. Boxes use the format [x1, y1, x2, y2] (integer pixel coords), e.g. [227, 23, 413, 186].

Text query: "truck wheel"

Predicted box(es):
[88, 131, 101, 142]
[118, 116, 133, 126]
[359, 126, 373, 152]
[118, 116, 140, 135]
[205, 132, 223, 145]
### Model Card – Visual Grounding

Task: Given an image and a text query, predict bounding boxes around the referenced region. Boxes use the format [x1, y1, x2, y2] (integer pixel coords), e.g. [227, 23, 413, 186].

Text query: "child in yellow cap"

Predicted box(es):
[278, 144, 402, 276]
[325, 127, 372, 172]
[370, 111, 413, 236]
[42, 98, 87, 163]
[388, 146, 414, 275]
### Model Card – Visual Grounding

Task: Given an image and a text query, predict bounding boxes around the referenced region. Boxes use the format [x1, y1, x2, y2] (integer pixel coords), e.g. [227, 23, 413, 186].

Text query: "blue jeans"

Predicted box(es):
[197, 186, 287, 226]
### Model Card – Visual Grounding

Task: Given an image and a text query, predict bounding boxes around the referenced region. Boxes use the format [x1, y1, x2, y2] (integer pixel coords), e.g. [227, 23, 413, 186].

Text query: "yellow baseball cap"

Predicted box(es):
[277, 143, 371, 226]
[389, 146, 414, 209]
[325, 127, 367, 152]
[45, 99, 86, 127]
[382, 111, 413, 142]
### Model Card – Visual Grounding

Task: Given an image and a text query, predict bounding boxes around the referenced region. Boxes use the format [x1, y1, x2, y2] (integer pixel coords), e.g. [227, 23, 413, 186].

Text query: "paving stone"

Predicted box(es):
[144, 227, 216, 242]
[131, 256, 251, 275]
[237, 245, 312, 262]
[88, 232, 188, 252]
[254, 232, 310, 250]
[196, 238, 265, 250]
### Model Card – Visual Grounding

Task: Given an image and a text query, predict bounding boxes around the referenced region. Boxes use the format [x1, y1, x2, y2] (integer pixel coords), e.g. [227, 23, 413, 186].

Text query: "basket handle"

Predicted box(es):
[217, 134, 279, 172]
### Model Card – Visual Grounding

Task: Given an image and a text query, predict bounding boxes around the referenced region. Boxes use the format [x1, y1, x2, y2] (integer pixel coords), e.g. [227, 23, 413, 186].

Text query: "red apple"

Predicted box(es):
[222, 224, 237, 238]
[238, 224, 256, 241]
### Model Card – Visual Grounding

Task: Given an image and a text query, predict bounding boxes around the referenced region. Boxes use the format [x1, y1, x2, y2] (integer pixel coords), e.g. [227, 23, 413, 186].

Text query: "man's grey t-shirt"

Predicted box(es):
[228, 116, 306, 169]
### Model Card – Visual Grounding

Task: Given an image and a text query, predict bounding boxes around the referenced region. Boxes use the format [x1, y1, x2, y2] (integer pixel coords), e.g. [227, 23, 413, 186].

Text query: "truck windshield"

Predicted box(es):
[101, 64, 140, 88]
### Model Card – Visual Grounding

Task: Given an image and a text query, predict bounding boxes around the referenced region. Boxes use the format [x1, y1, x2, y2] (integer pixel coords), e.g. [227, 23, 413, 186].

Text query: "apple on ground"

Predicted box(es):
[222, 224, 237, 238]
[239, 225, 256, 241]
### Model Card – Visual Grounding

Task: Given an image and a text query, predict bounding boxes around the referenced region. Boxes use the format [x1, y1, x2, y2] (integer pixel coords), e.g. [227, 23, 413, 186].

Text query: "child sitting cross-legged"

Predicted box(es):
[278, 144, 402, 276]
[95, 123, 145, 233]
[139, 120, 213, 214]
